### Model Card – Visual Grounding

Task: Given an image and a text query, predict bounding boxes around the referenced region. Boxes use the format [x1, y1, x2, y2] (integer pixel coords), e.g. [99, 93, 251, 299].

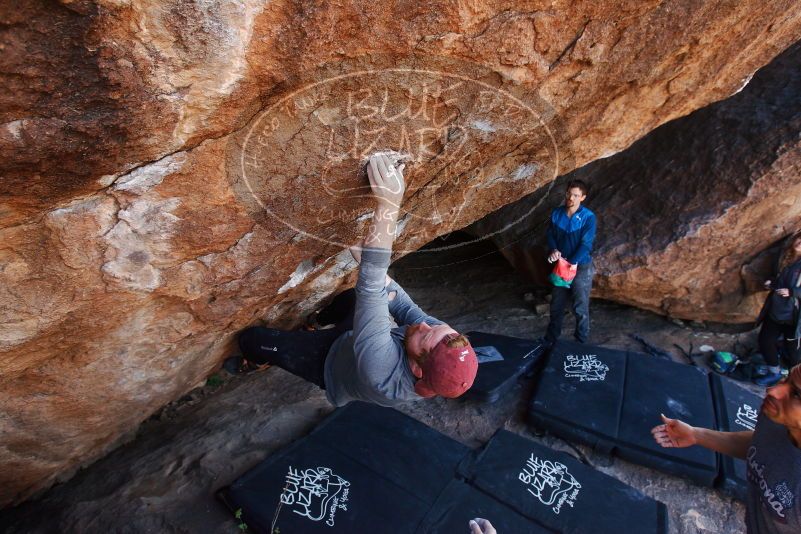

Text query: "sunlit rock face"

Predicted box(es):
[472, 41, 801, 324]
[2, 0, 800, 506]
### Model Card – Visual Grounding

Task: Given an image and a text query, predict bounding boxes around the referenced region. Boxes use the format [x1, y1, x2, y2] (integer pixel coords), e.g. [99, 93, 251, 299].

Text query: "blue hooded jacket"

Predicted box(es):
[546, 205, 596, 265]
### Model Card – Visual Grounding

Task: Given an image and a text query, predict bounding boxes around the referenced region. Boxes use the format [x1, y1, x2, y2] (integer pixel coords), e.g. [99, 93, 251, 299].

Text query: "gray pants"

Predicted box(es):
[545, 262, 594, 344]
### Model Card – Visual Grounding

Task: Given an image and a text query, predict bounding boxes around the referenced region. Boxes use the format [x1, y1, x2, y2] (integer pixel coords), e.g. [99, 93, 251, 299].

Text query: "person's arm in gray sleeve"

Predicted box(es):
[351, 248, 398, 387]
[386, 280, 442, 326]
[350, 154, 408, 392]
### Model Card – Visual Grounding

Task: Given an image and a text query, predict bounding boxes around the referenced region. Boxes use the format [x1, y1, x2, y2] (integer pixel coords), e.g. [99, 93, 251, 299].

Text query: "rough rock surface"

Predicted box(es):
[3, 0, 801, 506]
[0, 243, 755, 533]
[472, 40, 801, 323]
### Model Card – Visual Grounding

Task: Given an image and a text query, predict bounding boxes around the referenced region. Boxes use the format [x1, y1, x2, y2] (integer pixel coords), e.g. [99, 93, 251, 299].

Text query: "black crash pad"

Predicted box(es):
[617, 354, 718, 485]
[422, 480, 551, 533]
[463, 331, 546, 403]
[529, 340, 718, 487]
[306, 401, 470, 504]
[529, 340, 627, 453]
[711, 374, 763, 501]
[462, 430, 668, 533]
[219, 438, 424, 533]
[219, 402, 470, 533]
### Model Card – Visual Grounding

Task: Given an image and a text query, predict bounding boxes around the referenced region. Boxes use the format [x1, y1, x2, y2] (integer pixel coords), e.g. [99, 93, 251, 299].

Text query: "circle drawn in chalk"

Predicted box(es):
[231, 58, 571, 256]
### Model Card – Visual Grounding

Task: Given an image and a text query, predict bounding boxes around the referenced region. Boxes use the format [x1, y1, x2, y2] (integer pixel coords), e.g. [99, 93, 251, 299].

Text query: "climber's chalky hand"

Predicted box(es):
[367, 153, 405, 210]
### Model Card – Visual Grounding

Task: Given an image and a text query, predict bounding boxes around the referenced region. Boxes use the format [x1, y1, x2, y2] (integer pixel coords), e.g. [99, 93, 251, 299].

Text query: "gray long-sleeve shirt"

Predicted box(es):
[324, 248, 442, 407]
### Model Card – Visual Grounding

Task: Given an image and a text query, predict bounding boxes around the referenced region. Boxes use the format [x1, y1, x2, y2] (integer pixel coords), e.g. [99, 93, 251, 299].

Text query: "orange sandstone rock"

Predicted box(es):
[2, 0, 800, 506]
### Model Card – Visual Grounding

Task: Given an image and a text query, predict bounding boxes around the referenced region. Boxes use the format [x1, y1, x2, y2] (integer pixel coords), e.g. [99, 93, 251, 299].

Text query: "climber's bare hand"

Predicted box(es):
[367, 154, 405, 210]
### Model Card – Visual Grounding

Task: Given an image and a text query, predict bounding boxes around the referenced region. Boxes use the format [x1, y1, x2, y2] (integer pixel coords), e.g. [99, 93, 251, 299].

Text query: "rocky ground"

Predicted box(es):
[0, 237, 761, 533]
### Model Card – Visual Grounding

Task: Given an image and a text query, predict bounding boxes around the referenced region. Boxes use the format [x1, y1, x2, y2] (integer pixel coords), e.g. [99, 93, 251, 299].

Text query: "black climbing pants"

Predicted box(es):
[546, 263, 594, 344]
[758, 317, 800, 367]
[238, 289, 356, 388]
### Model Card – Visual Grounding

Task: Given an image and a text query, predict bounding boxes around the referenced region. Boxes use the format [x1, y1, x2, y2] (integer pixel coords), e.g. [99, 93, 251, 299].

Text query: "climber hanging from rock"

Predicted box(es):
[226, 152, 479, 406]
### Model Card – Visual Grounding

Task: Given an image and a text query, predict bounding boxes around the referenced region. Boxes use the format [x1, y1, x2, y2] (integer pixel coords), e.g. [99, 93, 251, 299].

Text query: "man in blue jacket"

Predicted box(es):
[544, 179, 597, 345]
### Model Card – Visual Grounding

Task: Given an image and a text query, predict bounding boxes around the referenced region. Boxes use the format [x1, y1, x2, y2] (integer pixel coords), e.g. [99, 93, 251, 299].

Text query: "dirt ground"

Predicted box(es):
[0, 237, 762, 533]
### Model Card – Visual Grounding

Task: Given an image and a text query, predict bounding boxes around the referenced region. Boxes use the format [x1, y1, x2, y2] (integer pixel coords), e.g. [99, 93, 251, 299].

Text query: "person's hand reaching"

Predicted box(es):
[367, 153, 406, 210]
[651, 413, 697, 448]
[469, 518, 497, 534]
